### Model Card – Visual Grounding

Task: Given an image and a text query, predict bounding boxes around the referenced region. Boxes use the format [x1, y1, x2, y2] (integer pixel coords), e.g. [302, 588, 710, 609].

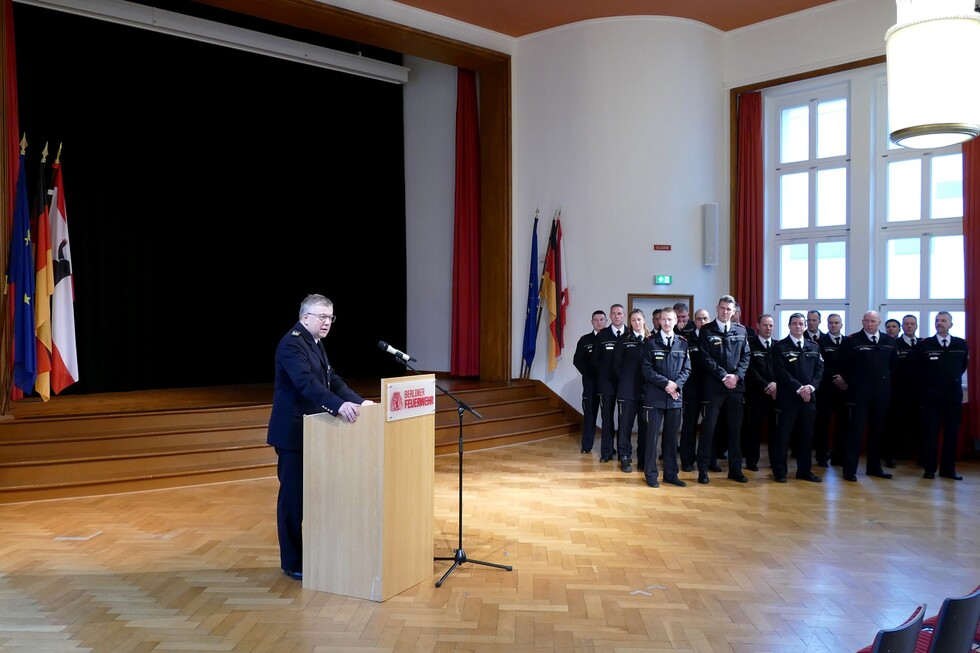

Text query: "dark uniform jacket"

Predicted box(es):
[267, 322, 363, 451]
[641, 334, 691, 409]
[773, 336, 824, 407]
[613, 331, 647, 402]
[839, 330, 897, 400]
[592, 325, 624, 395]
[699, 320, 751, 397]
[745, 335, 778, 398]
[914, 335, 968, 403]
[573, 330, 599, 393]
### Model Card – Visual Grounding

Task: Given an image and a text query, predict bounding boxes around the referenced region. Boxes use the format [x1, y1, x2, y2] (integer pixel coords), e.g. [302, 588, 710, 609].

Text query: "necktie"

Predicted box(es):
[764, 340, 770, 350]
[798, 340, 803, 352]
[723, 324, 728, 334]
[871, 335, 877, 344]
[834, 337, 840, 345]
[942, 338, 948, 349]
[666, 337, 672, 348]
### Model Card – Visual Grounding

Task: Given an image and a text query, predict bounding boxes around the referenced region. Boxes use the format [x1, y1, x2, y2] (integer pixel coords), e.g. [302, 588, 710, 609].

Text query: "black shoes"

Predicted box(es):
[796, 472, 822, 483]
[600, 455, 612, 463]
[620, 458, 633, 473]
[868, 471, 893, 479]
[885, 459, 896, 468]
[843, 474, 857, 482]
[728, 474, 748, 483]
[774, 476, 787, 483]
[698, 472, 710, 484]
[924, 472, 936, 479]
[681, 464, 693, 472]
[663, 477, 687, 487]
[646, 478, 660, 488]
[708, 464, 723, 473]
[940, 472, 964, 481]
[283, 569, 303, 581]
[581, 449, 591, 454]
[816, 461, 829, 468]
[746, 464, 759, 472]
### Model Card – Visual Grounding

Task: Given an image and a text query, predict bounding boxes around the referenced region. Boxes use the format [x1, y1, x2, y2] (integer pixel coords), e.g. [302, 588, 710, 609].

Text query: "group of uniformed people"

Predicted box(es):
[573, 295, 969, 488]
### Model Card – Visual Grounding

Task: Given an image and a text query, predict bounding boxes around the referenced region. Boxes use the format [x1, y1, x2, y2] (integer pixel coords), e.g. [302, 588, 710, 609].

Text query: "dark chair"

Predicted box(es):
[916, 586, 980, 653]
[856, 603, 926, 653]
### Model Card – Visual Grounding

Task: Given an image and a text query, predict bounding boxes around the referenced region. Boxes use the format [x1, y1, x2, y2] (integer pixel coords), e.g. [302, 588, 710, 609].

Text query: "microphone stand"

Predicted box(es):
[387, 354, 513, 587]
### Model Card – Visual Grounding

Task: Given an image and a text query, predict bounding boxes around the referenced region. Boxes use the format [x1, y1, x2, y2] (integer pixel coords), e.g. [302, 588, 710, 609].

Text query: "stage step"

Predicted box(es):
[0, 379, 580, 503]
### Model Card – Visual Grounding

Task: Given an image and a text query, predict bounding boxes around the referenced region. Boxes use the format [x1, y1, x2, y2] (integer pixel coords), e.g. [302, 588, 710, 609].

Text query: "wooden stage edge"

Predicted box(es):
[3, 377, 511, 421]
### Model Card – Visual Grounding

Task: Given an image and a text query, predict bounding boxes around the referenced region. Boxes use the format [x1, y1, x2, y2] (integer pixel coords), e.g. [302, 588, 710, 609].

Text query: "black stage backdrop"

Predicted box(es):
[13, 2, 410, 394]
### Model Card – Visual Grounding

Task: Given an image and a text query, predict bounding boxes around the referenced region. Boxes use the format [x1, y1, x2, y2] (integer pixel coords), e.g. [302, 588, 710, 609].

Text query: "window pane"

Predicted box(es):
[779, 243, 809, 299]
[816, 98, 847, 159]
[929, 235, 964, 298]
[926, 311, 966, 340]
[780, 105, 809, 163]
[780, 172, 809, 229]
[886, 238, 920, 299]
[931, 153, 963, 219]
[816, 167, 847, 226]
[815, 241, 846, 298]
[887, 159, 921, 222]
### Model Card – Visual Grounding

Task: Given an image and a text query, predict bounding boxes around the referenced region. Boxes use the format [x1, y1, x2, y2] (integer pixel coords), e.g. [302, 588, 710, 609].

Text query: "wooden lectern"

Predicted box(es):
[302, 374, 435, 601]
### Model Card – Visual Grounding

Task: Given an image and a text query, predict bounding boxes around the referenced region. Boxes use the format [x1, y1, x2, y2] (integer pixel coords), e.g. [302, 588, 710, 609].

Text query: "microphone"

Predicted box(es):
[378, 340, 416, 362]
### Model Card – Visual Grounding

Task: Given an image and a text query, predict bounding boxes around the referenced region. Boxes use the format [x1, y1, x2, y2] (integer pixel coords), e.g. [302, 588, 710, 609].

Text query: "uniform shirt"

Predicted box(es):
[773, 335, 824, 405]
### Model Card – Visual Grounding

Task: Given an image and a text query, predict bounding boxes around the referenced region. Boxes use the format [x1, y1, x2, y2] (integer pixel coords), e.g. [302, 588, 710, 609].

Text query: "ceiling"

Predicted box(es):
[391, 0, 840, 37]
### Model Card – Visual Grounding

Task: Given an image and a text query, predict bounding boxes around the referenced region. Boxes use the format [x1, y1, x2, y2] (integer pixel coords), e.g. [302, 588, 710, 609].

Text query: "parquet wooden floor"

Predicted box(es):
[1, 435, 978, 653]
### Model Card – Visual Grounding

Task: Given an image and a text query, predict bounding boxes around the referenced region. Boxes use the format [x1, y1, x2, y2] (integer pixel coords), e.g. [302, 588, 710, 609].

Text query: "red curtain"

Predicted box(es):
[1, 0, 20, 414]
[450, 68, 480, 376]
[962, 137, 979, 453]
[733, 92, 763, 325]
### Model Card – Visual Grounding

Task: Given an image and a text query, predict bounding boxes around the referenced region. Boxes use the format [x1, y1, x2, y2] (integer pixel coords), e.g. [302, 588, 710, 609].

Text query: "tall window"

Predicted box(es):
[766, 83, 850, 337]
[763, 67, 965, 341]
[876, 78, 965, 338]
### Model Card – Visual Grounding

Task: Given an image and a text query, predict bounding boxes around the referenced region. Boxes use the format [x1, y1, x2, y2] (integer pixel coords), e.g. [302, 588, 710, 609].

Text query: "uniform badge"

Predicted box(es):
[291, 330, 301, 336]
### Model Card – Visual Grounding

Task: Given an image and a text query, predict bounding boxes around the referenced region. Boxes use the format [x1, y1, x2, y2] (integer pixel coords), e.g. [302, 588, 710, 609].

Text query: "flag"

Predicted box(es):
[9, 151, 36, 395]
[49, 158, 78, 393]
[539, 213, 570, 372]
[520, 215, 539, 374]
[33, 154, 53, 401]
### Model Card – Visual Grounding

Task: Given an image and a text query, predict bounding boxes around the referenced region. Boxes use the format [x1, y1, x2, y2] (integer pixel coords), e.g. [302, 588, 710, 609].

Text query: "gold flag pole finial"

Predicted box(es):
[41, 141, 49, 163]
[54, 142, 63, 164]
[19, 133, 27, 155]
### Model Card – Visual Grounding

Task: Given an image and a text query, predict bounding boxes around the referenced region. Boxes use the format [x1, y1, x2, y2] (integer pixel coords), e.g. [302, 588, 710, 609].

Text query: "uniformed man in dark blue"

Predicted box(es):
[837, 310, 897, 482]
[267, 294, 373, 581]
[815, 313, 848, 467]
[573, 310, 606, 454]
[885, 314, 920, 466]
[772, 313, 824, 483]
[697, 294, 751, 484]
[914, 311, 968, 480]
[679, 308, 710, 471]
[641, 307, 690, 488]
[744, 313, 778, 474]
[592, 303, 627, 463]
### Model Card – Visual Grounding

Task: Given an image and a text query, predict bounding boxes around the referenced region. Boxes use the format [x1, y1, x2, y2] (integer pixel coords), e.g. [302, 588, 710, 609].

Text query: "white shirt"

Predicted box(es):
[757, 335, 771, 348]
[864, 330, 879, 341]
[903, 334, 916, 346]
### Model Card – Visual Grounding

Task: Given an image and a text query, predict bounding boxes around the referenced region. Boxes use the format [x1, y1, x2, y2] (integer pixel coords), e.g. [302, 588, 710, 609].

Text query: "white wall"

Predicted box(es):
[403, 55, 456, 371]
[511, 17, 728, 410]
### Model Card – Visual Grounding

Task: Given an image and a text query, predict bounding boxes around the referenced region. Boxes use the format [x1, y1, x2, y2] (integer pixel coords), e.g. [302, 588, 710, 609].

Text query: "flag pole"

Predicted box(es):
[519, 209, 540, 380]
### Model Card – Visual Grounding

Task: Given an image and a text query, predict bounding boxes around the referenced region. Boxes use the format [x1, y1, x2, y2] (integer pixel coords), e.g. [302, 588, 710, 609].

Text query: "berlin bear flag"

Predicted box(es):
[49, 157, 78, 393]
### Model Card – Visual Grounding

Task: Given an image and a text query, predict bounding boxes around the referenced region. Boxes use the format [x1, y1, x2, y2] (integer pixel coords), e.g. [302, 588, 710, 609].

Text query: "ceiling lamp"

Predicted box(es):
[885, 0, 980, 148]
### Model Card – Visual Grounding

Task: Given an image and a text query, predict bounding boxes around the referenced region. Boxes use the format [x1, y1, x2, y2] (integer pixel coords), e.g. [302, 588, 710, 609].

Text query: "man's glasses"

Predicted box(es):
[306, 313, 337, 323]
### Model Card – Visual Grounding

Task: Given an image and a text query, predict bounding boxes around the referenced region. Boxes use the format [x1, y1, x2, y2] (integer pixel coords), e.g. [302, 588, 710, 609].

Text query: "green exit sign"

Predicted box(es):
[654, 275, 672, 285]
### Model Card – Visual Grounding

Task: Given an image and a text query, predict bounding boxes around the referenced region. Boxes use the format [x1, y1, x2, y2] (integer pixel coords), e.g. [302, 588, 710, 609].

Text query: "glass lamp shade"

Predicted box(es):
[885, 0, 980, 149]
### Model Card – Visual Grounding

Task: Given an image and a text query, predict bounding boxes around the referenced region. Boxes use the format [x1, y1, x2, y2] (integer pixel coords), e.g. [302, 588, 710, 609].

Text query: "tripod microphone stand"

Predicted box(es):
[378, 344, 513, 587]
[434, 385, 513, 587]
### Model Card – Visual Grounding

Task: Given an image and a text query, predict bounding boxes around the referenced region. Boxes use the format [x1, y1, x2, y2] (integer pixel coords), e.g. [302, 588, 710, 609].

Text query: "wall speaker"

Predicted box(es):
[702, 202, 719, 266]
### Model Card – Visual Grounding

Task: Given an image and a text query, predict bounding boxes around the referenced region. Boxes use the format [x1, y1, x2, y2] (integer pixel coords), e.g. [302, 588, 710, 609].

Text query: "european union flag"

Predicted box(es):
[520, 216, 539, 374]
[10, 152, 37, 394]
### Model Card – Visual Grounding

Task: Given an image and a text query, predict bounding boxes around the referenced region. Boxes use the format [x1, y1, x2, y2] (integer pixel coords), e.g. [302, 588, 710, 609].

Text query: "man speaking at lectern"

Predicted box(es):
[267, 294, 374, 581]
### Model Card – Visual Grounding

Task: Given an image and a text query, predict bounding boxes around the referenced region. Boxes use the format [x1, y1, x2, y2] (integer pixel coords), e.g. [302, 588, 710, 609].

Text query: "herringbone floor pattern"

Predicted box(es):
[1, 435, 977, 652]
